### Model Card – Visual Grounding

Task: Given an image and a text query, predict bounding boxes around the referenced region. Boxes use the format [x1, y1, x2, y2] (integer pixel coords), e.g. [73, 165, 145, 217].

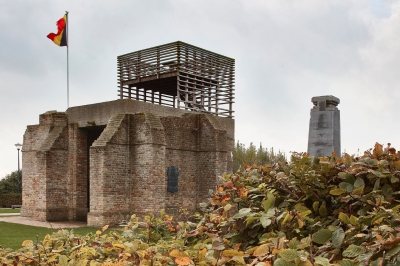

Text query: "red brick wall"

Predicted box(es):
[88, 114, 131, 225]
[21, 111, 69, 221]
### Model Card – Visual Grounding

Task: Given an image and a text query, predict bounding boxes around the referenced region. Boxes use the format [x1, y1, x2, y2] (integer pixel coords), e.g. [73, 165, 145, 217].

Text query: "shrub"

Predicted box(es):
[2, 142, 400, 265]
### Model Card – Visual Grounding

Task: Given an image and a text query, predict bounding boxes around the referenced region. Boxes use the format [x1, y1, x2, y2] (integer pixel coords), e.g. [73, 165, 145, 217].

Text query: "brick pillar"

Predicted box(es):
[307, 95, 341, 157]
[130, 113, 167, 217]
[21, 111, 69, 221]
[196, 114, 228, 205]
[88, 114, 131, 226]
[68, 123, 88, 221]
[87, 113, 167, 226]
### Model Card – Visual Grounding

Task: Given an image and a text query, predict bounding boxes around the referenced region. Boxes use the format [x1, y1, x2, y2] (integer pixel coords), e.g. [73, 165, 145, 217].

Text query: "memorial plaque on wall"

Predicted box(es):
[167, 166, 179, 193]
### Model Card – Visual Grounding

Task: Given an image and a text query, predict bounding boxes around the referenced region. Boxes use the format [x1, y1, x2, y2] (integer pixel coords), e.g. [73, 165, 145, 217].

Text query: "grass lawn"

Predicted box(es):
[0, 208, 20, 214]
[0, 222, 102, 251]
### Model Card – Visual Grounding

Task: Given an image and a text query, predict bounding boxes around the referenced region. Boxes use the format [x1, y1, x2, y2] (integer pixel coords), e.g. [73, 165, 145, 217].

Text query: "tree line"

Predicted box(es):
[233, 141, 286, 171]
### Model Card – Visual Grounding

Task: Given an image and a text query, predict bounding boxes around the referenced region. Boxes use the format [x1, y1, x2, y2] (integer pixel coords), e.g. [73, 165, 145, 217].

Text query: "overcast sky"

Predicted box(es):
[1, 0, 399, 178]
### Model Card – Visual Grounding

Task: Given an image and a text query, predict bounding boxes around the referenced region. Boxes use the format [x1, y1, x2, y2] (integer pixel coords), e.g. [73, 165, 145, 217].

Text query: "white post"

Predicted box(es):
[66, 11, 69, 109]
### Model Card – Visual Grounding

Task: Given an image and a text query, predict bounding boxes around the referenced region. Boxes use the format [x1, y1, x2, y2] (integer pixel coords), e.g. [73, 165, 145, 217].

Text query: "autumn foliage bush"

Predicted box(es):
[2, 143, 400, 265]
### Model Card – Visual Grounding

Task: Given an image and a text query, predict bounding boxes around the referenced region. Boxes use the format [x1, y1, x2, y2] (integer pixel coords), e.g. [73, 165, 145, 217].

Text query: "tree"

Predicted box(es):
[233, 141, 286, 171]
[0, 170, 20, 194]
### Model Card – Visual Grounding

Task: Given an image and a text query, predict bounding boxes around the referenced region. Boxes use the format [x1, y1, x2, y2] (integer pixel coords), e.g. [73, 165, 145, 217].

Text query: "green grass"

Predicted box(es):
[0, 222, 101, 251]
[0, 208, 20, 213]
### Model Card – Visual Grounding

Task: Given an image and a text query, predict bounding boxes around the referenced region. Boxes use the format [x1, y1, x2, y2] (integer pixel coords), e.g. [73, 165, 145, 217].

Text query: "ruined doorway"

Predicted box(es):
[86, 126, 106, 212]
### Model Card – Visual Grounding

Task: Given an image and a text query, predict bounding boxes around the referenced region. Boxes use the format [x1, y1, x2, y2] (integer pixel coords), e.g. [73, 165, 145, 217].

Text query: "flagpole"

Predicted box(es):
[66, 11, 69, 109]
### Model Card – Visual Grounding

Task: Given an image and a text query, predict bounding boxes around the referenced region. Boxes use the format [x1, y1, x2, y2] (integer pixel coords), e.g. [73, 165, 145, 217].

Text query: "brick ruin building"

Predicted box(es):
[21, 42, 235, 226]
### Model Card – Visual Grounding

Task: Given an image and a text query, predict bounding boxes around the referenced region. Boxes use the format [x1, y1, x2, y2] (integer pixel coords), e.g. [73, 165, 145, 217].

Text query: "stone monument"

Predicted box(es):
[307, 95, 340, 157]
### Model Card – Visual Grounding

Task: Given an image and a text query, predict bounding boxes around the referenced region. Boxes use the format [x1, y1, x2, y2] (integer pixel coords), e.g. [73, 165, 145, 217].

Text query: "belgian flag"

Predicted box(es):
[47, 15, 67, 46]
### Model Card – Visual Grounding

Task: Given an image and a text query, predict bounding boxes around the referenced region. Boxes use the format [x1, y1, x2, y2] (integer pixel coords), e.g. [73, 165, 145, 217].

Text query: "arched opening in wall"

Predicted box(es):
[86, 126, 106, 212]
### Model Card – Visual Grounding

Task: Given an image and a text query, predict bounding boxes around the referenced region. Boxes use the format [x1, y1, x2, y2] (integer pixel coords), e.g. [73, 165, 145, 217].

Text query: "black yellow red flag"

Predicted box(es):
[47, 15, 67, 46]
